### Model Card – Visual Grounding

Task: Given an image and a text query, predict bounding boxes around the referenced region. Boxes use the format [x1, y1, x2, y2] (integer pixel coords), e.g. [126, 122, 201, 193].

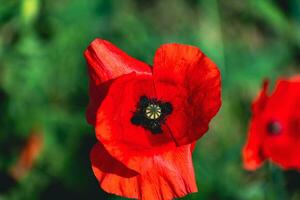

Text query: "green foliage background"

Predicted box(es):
[0, 0, 300, 199]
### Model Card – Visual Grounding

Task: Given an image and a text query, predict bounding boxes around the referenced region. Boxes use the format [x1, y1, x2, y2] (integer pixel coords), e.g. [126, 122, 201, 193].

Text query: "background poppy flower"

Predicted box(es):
[85, 39, 221, 200]
[243, 76, 300, 171]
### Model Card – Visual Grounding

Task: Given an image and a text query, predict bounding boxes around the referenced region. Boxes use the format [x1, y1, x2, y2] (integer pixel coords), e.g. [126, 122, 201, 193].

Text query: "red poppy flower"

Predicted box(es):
[85, 39, 221, 199]
[243, 76, 300, 171]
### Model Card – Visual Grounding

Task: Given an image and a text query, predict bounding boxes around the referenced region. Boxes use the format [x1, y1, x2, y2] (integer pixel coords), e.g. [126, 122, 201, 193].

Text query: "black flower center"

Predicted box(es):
[266, 121, 282, 135]
[131, 96, 173, 134]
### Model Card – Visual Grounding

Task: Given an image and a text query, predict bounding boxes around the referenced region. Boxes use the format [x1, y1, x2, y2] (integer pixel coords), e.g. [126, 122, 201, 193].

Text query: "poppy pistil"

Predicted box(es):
[131, 96, 173, 134]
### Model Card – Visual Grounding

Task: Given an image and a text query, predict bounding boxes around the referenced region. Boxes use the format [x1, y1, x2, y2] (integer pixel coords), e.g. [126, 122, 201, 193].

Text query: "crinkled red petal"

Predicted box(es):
[84, 39, 151, 125]
[90, 143, 197, 200]
[153, 43, 221, 145]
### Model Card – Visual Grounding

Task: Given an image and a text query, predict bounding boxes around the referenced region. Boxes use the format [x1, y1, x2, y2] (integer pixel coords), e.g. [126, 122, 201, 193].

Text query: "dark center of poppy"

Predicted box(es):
[131, 96, 173, 134]
[266, 121, 282, 135]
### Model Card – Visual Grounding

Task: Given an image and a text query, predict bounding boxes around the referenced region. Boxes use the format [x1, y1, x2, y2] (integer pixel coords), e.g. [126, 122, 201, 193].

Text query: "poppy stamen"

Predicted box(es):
[131, 96, 173, 134]
[266, 121, 282, 135]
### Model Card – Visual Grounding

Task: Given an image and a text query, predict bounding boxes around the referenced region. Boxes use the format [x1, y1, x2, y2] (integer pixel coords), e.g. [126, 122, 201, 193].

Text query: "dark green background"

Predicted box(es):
[0, 0, 300, 199]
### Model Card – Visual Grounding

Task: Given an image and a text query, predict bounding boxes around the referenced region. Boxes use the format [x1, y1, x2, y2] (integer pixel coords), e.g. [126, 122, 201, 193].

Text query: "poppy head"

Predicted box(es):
[243, 76, 300, 171]
[85, 39, 221, 199]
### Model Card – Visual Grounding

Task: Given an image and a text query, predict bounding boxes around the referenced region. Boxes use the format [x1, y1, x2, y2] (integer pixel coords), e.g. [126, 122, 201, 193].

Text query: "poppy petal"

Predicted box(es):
[242, 81, 270, 170]
[90, 143, 139, 199]
[84, 39, 151, 125]
[191, 142, 197, 152]
[243, 120, 266, 171]
[153, 43, 221, 145]
[90, 143, 197, 200]
[252, 79, 269, 115]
